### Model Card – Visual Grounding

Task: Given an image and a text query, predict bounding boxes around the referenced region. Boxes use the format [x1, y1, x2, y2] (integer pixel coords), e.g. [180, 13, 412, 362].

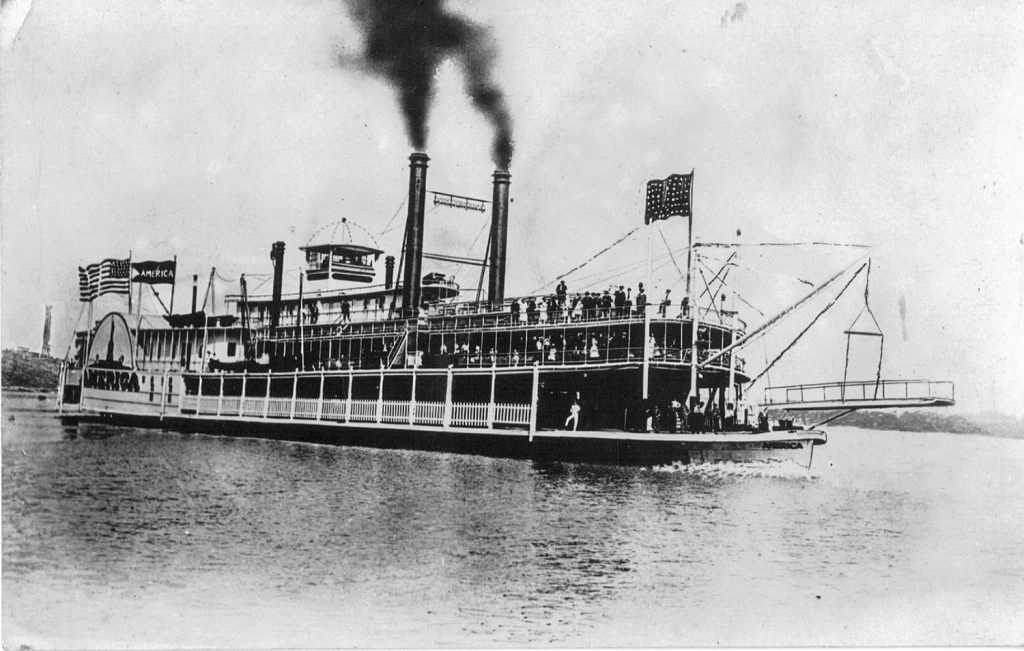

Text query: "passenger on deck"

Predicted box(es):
[600, 290, 613, 319]
[711, 404, 721, 432]
[512, 349, 520, 366]
[680, 296, 689, 318]
[668, 399, 682, 432]
[556, 280, 567, 307]
[624, 288, 633, 319]
[546, 296, 559, 323]
[581, 292, 594, 320]
[613, 286, 626, 318]
[757, 410, 770, 432]
[690, 402, 706, 433]
[589, 337, 600, 360]
[636, 284, 647, 316]
[565, 398, 581, 431]
[510, 298, 521, 324]
[569, 295, 582, 321]
[659, 289, 672, 317]
[526, 298, 538, 324]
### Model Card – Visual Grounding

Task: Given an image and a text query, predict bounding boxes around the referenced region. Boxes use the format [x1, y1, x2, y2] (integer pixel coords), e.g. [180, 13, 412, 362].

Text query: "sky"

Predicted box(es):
[2, 0, 1022, 415]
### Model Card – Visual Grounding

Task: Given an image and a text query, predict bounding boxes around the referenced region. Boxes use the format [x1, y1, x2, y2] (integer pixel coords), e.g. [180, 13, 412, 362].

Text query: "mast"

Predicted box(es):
[687, 170, 698, 405]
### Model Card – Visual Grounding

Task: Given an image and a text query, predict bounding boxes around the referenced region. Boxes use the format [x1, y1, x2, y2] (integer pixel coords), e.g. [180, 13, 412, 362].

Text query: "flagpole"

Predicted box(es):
[688, 169, 698, 405]
[84, 299, 95, 368]
[298, 267, 306, 371]
[169, 255, 177, 315]
[127, 251, 133, 314]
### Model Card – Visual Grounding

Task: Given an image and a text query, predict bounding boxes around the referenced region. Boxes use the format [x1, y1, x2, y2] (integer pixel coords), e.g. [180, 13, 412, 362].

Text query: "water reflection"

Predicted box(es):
[5, 394, 1024, 646]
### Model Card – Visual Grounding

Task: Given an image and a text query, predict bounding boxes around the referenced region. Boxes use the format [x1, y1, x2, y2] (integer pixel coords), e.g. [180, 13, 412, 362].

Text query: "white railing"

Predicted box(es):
[494, 403, 531, 425]
[197, 396, 219, 415]
[179, 373, 534, 431]
[349, 399, 378, 423]
[764, 379, 956, 406]
[381, 400, 411, 423]
[320, 398, 348, 421]
[267, 398, 292, 418]
[415, 401, 445, 426]
[451, 402, 489, 427]
[242, 397, 265, 417]
[293, 398, 319, 419]
[220, 397, 241, 415]
[181, 394, 198, 412]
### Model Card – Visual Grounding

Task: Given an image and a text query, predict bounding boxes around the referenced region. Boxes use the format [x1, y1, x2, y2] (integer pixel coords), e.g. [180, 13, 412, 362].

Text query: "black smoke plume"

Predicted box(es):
[345, 0, 514, 168]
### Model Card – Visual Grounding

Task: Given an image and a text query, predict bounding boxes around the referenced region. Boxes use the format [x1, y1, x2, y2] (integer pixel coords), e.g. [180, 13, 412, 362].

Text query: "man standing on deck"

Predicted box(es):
[613, 286, 626, 318]
[636, 284, 647, 316]
[556, 280, 567, 307]
[659, 289, 672, 317]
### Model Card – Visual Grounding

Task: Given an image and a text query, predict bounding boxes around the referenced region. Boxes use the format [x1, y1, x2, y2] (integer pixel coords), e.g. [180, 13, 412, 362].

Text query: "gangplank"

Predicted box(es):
[764, 379, 956, 411]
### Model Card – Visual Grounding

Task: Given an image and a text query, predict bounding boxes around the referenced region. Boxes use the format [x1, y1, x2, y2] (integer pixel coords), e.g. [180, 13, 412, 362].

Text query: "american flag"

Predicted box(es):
[78, 258, 131, 301]
[645, 172, 693, 224]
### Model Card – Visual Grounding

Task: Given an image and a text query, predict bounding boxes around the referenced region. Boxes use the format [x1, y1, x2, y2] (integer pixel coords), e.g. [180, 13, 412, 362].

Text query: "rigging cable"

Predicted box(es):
[544, 226, 638, 286]
[746, 262, 868, 390]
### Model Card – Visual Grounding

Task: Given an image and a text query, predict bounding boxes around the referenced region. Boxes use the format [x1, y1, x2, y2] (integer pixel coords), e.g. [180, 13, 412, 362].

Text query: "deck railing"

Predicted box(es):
[180, 370, 533, 431]
[764, 379, 956, 406]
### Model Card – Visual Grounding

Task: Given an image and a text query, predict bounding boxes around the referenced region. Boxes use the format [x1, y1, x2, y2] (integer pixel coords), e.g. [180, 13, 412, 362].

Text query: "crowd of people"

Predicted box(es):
[508, 282, 691, 325]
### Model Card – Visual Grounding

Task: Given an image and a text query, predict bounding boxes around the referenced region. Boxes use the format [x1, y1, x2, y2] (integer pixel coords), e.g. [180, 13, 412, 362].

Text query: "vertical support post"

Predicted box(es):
[239, 371, 247, 416]
[177, 374, 186, 415]
[488, 364, 496, 429]
[263, 372, 271, 418]
[345, 369, 353, 423]
[289, 372, 298, 419]
[443, 365, 453, 429]
[198, 374, 204, 415]
[528, 362, 540, 441]
[376, 369, 384, 423]
[317, 371, 325, 421]
[159, 370, 168, 419]
[690, 251, 700, 405]
[217, 372, 224, 417]
[410, 365, 417, 426]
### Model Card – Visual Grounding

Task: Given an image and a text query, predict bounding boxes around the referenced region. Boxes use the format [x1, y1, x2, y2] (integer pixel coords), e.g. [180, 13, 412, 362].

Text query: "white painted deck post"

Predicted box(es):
[239, 372, 247, 417]
[263, 372, 271, 418]
[198, 374, 204, 414]
[488, 364, 496, 429]
[410, 365, 417, 426]
[529, 362, 540, 441]
[159, 370, 169, 420]
[317, 372, 325, 421]
[345, 369, 353, 423]
[177, 375, 186, 415]
[442, 365, 453, 429]
[289, 372, 298, 419]
[376, 369, 384, 423]
[217, 373, 224, 416]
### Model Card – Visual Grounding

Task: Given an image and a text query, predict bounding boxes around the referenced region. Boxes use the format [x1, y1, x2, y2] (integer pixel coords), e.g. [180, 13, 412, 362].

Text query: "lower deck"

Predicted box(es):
[58, 363, 823, 466]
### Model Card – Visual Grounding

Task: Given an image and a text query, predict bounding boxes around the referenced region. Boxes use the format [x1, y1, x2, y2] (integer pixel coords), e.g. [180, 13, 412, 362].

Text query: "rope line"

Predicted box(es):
[747, 263, 866, 390]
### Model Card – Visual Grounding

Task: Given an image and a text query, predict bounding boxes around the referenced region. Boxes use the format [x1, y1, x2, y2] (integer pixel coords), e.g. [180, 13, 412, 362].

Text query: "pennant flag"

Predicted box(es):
[78, 258, 130, 301]
[645, 172, 693, 224]
[132, 259, 176, 285]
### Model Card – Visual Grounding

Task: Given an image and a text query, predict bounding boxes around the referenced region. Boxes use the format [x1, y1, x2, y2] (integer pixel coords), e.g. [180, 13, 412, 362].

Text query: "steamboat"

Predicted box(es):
[56, 153, 955, 467]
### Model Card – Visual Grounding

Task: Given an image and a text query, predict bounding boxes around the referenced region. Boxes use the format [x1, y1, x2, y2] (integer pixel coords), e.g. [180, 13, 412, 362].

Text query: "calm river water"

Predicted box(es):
[3, 392, 1022, 647]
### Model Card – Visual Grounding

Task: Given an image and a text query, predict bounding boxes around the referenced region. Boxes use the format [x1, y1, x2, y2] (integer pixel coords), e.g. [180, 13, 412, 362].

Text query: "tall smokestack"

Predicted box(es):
[488, 169, 511, 308]
[384, 255, 396, 289]
[270, 241, 286, 328]
[401, 153, 429, 315]
[191, 275, 199, 313]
